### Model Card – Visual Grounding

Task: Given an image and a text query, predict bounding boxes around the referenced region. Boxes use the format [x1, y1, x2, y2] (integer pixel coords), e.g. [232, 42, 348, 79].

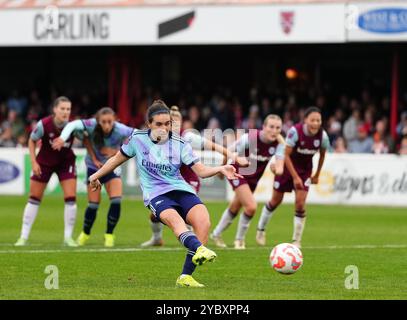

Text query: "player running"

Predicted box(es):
[210, 114, 285, 249]
[256, 107, 329, 248]
[52, 107, 134, 247]
[88, 100, 242, 288]
[141, 105, 248, 247]
[15, 96, 78, 247]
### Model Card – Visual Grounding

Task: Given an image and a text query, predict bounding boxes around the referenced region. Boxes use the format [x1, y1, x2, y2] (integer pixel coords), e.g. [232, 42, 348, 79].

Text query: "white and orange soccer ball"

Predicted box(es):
[269, 243, 303, 274]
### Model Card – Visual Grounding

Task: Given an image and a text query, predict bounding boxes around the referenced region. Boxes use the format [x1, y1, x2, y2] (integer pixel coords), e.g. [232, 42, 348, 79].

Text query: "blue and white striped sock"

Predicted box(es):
[178, 231, 202, 252]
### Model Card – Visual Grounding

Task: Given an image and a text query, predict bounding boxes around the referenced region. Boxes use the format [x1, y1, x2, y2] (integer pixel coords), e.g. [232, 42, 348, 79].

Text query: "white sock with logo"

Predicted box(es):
[212, 208, 237, 237]
[64, 201, 77, 239]
[292, 215, 306, 242]
[151, 221, 164, 241]
[20, 199, 41, 240]
[235, 213, 252, 241]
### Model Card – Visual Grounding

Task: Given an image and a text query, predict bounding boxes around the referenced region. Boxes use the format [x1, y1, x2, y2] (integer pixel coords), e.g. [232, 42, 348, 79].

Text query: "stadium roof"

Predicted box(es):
[0, 0, 401, 9]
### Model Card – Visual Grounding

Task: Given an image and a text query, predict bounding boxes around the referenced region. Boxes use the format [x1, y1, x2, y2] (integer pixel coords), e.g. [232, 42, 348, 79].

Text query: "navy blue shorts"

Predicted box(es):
[148, 190, 203, 223]
[87, 167, 121, 185]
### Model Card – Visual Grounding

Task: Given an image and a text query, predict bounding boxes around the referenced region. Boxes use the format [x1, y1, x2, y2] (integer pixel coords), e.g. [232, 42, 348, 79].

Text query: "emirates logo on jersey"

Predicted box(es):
[280, 11, 295, 35]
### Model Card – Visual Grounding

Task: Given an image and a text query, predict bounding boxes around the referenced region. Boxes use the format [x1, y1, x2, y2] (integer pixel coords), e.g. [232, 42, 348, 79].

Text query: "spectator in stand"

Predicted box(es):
[260, 97, 271, 119]
[363, 107, 375, 135]
[282, 110, 294, 134]
[398, 136, 407, 155]
[0, 102, 7, 123]
[333, 136, 347, 153]
[343, 109, 362, 143]
[327, 114, 342, 144]
[7, 90, 27, 116]
[347, 125, 373, 153]
[396, 111, 407, 137]
[242, 104, 262, 130]
[0, 110, 25, 147]
[372, 119, 393, 154]
[188, 105, 205, 132]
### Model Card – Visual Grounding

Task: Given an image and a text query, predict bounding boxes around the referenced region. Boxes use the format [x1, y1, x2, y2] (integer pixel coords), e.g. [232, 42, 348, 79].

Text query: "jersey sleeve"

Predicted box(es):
[183, 131, 204, 149]
[30, 120, 44, 141]
[82, 118, 97, 137]
[285, 127, 299, 147]
[321, 130, 330, 150]
[181, 141, 200, 167]
[275, 143, 285, 159]
[232, 133, 249, 153]
[120, 133, 137, 158]
[117, 122, 136, 140]
[60, 119, 85, 141]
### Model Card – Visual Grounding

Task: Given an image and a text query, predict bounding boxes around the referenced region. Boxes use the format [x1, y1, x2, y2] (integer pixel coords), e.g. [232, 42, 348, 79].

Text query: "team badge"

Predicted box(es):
[314, 140, 320, 147]
[49, 133, 54, 138]
[232, 179, 240, 187]
[304, 178, 311, 187]
[274, 181, 280, 189]
[268, 147, 276, 155]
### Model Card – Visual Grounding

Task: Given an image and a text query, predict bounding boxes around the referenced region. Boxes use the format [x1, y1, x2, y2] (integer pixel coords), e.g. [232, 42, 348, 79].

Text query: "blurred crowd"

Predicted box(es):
[1, 86, 407, 155]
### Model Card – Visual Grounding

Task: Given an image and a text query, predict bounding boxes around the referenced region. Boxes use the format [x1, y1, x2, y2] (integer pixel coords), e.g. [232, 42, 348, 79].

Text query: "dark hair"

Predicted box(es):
[93, 107, 115, 147]
[146, 100, 170, 123]
[53, 96, 71, 108]
[304, 106, 322, 118]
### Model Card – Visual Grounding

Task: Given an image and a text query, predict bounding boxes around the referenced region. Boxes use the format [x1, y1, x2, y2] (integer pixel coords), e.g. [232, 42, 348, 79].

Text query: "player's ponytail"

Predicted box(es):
[146, 100, 170, 123]
[170, 105, 182, 120]
[93, 107, 115, 147]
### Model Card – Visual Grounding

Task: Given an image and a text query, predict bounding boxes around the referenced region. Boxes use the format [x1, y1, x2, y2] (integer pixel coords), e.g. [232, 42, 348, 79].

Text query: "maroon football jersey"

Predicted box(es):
[288, 123, 323, 174]
[234, 129, 280, 179]
[36, 116, 75, 167]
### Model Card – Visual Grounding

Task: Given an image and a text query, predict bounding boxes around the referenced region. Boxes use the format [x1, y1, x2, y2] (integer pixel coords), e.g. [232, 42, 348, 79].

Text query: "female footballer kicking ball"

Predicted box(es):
[88, 100, 242, 288]
[210, 114, 285, 249]
[141, 105, 248, 247]
[256, 106, 329, 248]
[15, 97, 78, 247]
[52, 107, 134, 247]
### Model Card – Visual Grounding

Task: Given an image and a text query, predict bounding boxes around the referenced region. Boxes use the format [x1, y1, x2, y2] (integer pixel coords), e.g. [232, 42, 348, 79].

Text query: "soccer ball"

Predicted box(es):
[269, 243, 303, 274]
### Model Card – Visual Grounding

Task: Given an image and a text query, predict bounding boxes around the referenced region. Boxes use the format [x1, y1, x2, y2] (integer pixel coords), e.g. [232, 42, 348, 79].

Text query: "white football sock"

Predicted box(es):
[292, 216, 306, 242]
[212, 208, 237, 237]
[151, 221, 164, 241]
[20, 199, 40, 240]
[235, 213, 252, 241]
[64, 202, 77, 239]
[257, 204, 275, 231]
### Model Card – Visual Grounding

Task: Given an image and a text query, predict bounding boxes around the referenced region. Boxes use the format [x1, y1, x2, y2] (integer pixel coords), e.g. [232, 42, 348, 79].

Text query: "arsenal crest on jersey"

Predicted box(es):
[280, 11, 295, 35]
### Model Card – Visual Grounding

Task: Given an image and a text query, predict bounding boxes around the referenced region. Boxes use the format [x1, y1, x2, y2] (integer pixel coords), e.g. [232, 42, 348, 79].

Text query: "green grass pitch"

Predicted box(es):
[0, 195, 406, 300]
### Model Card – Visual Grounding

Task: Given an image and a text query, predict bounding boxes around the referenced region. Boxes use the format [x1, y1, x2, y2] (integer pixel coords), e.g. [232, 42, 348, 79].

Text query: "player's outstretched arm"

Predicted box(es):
[203, 139, 249, 167]
[53, 120, 84, 150]
[191, 162, 243, 180]
[88, 151, 128, 191]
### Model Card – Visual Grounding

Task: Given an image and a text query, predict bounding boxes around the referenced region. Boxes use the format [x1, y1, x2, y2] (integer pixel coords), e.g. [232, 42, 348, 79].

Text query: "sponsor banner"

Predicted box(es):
[0, 0, 362, 9]
[0, 148, 24, 195]
[347, 2, 407, 41]
[227, 153, 407, 207]
[0, 4, 345, 46]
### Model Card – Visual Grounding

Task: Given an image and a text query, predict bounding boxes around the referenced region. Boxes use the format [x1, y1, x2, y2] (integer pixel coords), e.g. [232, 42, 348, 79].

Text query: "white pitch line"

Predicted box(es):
[0, 244, 407, 254]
